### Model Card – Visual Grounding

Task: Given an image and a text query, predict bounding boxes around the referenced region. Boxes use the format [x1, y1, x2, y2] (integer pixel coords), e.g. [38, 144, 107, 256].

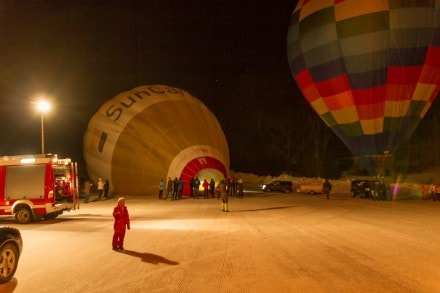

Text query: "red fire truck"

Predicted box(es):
[0, 154, 80, 223]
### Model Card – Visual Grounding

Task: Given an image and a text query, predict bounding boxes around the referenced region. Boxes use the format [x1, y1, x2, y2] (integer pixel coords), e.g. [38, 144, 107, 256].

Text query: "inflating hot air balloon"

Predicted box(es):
[83, 85, 229, 196]
[287, 0, 440, 174]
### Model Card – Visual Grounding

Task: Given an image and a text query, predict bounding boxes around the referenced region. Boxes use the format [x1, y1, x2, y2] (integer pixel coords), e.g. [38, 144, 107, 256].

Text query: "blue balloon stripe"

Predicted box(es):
[389, 47, 429, 66]
[348, 68, 388, 89]
[309, 58, 346, 82]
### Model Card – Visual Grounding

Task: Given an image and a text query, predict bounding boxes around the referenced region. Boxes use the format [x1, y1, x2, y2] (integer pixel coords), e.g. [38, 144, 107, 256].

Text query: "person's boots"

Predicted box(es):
[221, 203, 225, 211]
[225, 203, 229, 212]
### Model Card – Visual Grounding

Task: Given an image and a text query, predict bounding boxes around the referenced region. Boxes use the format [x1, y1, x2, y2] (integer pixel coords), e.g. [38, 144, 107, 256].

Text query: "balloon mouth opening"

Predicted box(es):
[178, 156, 228, 196]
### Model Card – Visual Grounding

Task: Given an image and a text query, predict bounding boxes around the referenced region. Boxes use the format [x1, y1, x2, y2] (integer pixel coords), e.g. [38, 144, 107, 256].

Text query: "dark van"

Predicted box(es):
[260, 181, 294, 193]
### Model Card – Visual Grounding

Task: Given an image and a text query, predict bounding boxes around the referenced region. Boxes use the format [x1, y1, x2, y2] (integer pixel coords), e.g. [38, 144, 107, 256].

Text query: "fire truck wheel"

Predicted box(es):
[0, 243, 19, 283]
[15, 207, 32, 224]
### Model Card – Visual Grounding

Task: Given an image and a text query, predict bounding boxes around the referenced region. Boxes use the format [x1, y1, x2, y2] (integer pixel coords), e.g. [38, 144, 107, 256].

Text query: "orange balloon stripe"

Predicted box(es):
[322, 91, 354, 111]
[335, 0, 388, 22]
[357, 103, 384, 120]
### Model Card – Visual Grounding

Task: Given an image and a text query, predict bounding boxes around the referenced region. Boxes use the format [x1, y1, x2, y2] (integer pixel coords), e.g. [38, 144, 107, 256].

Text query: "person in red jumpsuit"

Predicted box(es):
[203, 179, 209, 199]
[112, 197, 130, 250]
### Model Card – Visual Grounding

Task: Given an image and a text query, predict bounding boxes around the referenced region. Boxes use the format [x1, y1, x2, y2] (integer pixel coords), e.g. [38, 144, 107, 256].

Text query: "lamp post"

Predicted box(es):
[36, 100, 51, 154]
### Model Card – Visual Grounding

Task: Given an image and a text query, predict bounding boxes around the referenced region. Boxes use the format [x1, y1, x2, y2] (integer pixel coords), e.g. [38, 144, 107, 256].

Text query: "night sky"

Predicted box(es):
[0, 0, 306, 173]
[1, 1, 438, 176]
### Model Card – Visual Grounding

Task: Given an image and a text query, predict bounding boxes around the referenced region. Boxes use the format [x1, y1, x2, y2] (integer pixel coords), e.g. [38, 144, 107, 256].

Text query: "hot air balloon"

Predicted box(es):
[287, 0, 440, 174]
[83, 85, 229, 196]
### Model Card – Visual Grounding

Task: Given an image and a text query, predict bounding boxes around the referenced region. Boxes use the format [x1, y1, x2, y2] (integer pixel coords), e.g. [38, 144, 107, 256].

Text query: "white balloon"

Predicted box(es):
[83, 85, 229, 195]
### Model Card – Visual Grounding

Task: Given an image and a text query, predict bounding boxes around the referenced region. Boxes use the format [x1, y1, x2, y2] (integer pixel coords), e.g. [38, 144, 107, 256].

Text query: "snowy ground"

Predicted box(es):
[1, 190, 440, 293]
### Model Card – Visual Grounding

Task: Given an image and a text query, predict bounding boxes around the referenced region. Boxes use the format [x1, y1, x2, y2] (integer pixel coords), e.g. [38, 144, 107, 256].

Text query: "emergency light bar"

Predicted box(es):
[20, 158, 36, 164]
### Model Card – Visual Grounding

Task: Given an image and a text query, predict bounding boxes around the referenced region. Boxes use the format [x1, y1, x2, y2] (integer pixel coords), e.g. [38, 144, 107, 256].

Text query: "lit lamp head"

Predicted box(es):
[36, 100, 52, 113]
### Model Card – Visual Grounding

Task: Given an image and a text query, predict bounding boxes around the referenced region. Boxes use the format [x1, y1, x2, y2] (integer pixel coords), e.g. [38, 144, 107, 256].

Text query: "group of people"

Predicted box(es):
[83, 177, 110, 203]
[157, 176, 246, 213]
[189, 177, 216, 199]
[223, 176, 244, 198]
[160, 177, 185, 200]
[159, 176, 244, 200]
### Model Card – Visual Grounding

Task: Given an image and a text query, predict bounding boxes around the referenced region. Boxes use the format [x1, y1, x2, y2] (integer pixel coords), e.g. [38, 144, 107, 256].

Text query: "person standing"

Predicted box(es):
[158, 179, 164, 199]
[220, 179, 229, 212]
[190, 178, 195, 198]
[83, 180, 92, 203]
[323, 178, 332, 200]
[203, 179, 209, 199]
[237, 178, 244, 199]
[172, 177, 179, 200]
[164, 177, 173, 200]
[228, 177, 235, 196]
[97, 178, 104, 200]
[430, 183, 436, 201]
[112, 197, 130, 251]
[193, 177, 200, 199]
[178, 178, 184, 199]
[435, 184, 440, 201]
[103, 179, 110, 199]
[209, 178, 215, 198]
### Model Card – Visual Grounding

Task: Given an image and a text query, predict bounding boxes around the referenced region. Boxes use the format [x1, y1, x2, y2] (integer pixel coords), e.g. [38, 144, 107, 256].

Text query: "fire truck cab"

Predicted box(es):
[0, 154, 79, 224]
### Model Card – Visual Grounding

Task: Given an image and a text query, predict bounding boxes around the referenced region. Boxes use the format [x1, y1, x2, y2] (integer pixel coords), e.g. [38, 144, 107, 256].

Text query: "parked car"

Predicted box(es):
[0, 226, 23, 283]
[351, 179, 386, 200]
[299, 182, 323, 194]
[352, 180, 369, 198]
[260, 181, 293, 193]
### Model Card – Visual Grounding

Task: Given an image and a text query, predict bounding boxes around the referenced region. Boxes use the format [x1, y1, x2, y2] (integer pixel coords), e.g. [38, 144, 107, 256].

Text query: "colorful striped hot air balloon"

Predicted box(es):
[83, 85, 229, 196]
[287, 0, 440, 173]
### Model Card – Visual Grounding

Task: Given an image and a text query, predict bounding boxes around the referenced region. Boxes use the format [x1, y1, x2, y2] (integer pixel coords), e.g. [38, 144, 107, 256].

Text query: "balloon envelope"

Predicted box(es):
[287, 0, 440, 173]
[84, 85, 229, 195]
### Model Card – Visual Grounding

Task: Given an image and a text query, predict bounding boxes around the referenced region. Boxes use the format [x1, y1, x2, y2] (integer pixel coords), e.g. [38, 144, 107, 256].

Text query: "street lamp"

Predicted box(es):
[36, 100, 51, 154]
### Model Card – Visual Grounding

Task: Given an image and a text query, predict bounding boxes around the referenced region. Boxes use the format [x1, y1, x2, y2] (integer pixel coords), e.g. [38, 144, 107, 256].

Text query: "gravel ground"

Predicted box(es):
[2, 191, 440, 293]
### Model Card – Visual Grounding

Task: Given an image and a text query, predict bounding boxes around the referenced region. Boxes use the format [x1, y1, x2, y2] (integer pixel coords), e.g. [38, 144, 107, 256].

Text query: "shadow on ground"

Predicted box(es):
[0, 278, 17, 293]
[119, 250, 179, 265]
[235, 205, 296, 212]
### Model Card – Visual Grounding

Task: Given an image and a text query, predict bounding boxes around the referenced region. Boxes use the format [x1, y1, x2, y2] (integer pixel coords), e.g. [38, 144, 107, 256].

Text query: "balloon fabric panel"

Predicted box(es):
[324, 91, 355, 111]
[337, 11, 389, 38]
